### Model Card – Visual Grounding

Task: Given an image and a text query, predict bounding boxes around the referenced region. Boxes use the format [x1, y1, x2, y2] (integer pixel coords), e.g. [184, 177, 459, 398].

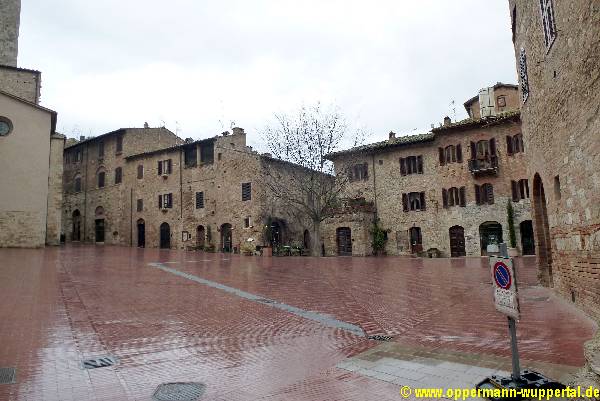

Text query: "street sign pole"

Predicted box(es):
[499, 243, 521, 382]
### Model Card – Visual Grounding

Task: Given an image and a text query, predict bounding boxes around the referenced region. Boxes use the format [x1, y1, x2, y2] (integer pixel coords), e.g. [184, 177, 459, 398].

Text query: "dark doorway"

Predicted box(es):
[221, 223, 232, 253]
[72, 210, 81, 241]
[520, 220, 535, 255]
[409, 227, 422, 254]
[270, 221, 282, 247]
[137, 219, 145, 248]
[533, 174, 552, 285]
[303, 229, 311, 250]
[160, 222, 170, 249]
[479, 221, 503, 255]
[449, 225, 466, 257]
[196, 225, 205, 249]
[95, 219, 105, 243]
[336, 227, 352, 256]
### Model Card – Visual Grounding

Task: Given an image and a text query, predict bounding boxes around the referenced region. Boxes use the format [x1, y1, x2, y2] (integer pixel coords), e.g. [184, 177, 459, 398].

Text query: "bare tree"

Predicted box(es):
[260, 103, 365, 256]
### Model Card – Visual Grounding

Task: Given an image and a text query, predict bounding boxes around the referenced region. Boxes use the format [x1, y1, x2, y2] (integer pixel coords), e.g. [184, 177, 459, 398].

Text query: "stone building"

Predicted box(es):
[508, 0, 600, 384]
[326, 84, 534, 257]
[0, 0, 64, 248]
[62, 127, 313, 252]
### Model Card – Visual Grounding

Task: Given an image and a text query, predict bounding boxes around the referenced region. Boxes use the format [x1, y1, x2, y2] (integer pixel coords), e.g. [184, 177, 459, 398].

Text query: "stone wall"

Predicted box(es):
[509, 0, 600, 318]
[46, 133, 64, 245]
[0, 0, 20, 67]
[0, 66, 40, 104]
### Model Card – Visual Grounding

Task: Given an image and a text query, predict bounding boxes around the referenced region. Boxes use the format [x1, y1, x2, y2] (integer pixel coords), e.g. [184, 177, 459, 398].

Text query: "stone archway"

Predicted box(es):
[196, 225, 205, 249]
[449, 225, 466, 257]
[533, 173, 553, 286]
[220, 223, 232, 253]
[479, 221, 502, 256]
[160, 222, 171, 249]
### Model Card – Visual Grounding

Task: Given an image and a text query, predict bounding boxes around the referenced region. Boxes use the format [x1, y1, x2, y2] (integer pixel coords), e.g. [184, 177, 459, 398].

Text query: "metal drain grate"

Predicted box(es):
[153, 382, 206, 401]
[368, 335, 394, 342]
[81, 355, 118, 370]
[0, 368, 16, 384]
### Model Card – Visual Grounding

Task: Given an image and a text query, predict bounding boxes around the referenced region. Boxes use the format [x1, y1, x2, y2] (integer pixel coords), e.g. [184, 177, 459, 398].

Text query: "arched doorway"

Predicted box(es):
[270, 221, 282, 247]
[221, 223, 232, 253]
[479, 221, 503, 255]
[94, 206, 105, 243]
[160, 222, 171, 249]
[520, 220, 535, 255]
[336, 227, 352, 256]
[137, 219, 145, 248]
[449, 226, 466, 257]
[533, 174, 552, 285]
[409, 227, 422, 254]
[72, 210, 81, 241]
[196, 225, 205, 249]
[303, 229, 311, 250]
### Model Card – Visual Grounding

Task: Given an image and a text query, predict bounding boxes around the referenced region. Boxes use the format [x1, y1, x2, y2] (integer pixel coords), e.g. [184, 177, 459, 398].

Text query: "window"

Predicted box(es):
[65, 152, 71, 164]
[402, 192, 426, 212]
[506, 134, 524, 155]
[137, 199, 143, 212]
[497, 96, 507, 107]
[97, 171, 106, 188]
[137, 165, 144, 179]
[539, 0, 557, 50]
[519, 48, 530, 103]
[114, 167, 122, 184]
[475, 183, 494, 205]
[200, 143, 214, 164]
[158, 159, 172, 176]
[0, 117, 13, 136]
[242, 183, 252, 201]
[195, 191, 204, 209]
[442, 187, 466, 208]
[159, 193, 173, 209]
[184, 145, 197, 167]
[554, 175, 561, 200]
[511, 179, 530, 201]
[400, 156, 423, 175]
[116, 135, 123, 154]
[98, 140, 104, 158]
[76, 149, 82, 163]
[244, 217, 251, 228]
[469, 139, 497, 172]
[348, 163, 369, 181]
[439, 145, 462, 166]
[74, 176, 82, 192]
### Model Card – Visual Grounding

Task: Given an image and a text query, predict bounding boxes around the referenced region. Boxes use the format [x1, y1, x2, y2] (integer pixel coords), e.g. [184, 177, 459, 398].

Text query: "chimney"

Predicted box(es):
[263, 153, 272, 158]
[185, 138, 194, 143]
[221, 131, 230, 136]
[144, 122, 149, 129]
[443, 116, 451, 126]
[232, 127, 245, 135]
[389, 131, 396, 140]
[79, 135, 85, 141]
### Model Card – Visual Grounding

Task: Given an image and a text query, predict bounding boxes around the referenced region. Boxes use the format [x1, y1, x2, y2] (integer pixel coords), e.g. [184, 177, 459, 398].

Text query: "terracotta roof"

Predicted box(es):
[65, 127, 179, 150]
[0, 64, 41, 74]
[0, 89, 57, 134]
[431, 111, 520, 133]
[326, 132, 435, 159]
[125, 136, 213, 161]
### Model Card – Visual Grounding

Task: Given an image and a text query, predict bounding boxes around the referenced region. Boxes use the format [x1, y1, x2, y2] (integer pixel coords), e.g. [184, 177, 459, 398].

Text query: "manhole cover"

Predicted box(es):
[0, 368, 16, 384]
[81, 355, 118, 370]
[256, 298, 276, 304]
[367, 335, 394, 342]
[153, 382, 206, 401]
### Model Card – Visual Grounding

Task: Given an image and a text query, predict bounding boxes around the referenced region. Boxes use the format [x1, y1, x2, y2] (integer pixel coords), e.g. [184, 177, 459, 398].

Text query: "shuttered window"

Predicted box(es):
[200, 143, 214, 164]
[137, 199, 143, 212]
[507, 134, 524, 156]
[158, 159, 173, 175]
[184, 146, 197, 167]
[137, 165, 144, 179]
[349, 163, 369, 181]
[475, 183, 494, 205]
[403, 192, 426, 212]
[442, 187, 466, 208]
[196, 192, 204, 209]
[114, 167, 122, 184]
[159, 193, 173, 209]
[242, 183, 252, 201]
[511, 179, 530, 201]
[400, 156, 423, 175]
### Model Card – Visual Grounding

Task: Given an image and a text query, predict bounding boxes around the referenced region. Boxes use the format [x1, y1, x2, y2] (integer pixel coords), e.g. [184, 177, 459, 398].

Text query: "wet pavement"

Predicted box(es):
[0, 245, 595, 400]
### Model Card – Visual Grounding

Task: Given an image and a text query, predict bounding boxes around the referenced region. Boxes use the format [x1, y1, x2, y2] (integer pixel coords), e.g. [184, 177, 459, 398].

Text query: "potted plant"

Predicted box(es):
[507, 201, 520, 257]
[370, 219, 389, 256]
[241, 238, 255, 256]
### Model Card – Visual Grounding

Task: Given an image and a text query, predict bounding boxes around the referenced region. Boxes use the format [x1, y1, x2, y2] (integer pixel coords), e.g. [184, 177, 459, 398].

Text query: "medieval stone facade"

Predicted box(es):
[327, 85, 533, 258]
[62, 127, 313, 252]
[0, 0, 20, 67]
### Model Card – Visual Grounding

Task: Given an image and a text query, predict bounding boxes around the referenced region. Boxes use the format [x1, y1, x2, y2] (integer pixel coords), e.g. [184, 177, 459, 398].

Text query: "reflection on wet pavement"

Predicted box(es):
[0, 246, 595, 400]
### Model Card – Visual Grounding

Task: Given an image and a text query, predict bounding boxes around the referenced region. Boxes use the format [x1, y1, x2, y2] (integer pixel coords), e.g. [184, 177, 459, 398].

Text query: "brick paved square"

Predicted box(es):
[0, 246, 595, 400]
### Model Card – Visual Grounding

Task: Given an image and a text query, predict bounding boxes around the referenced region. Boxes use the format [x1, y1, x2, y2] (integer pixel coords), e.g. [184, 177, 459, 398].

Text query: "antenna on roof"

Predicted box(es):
[450, 99, 457, 121]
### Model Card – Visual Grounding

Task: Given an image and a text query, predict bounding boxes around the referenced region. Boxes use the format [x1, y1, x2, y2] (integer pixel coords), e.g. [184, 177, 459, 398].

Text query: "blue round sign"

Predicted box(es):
[493, 262, 512, 290]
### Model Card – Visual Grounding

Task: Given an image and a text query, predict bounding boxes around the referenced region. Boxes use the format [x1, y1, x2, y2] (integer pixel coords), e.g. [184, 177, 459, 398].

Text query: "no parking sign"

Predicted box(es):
[490, 257, 520, 320]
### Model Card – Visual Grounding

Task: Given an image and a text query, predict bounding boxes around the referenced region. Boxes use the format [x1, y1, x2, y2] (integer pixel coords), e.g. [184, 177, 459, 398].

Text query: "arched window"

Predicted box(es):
[114, 167, 122, 184]
[97, 169, 106, 188]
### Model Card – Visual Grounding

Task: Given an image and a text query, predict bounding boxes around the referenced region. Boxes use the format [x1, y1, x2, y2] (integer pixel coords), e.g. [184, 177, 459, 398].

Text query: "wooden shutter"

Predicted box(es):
[470, 141, 476, 159]
[438, 148, 445, 166]
[420, 192, 426, 211]
[417, 156, 423, 174]
[456, 144, 463, 162]
[402, 193, 409, 212]
[459, 186, 466, 207]
[490, 138, 497, 156]
[524, 179, 530, 198]
[158, 161, 163, 175]
[158, 195, 163, 209]
[474, 185, 481, 205]
[511, 180, 519, 201]
[363, 163, 369, 180]
[442, 188, 448, 208]
[486, 184, 494, 204]
[167, 159, 172, 174]
[506, 136, 514, 156]
[400, 158, 407, 176]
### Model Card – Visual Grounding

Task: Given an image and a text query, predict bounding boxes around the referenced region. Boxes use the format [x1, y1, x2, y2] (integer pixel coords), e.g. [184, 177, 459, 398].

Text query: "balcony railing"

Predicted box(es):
[468, 156, 498, 175]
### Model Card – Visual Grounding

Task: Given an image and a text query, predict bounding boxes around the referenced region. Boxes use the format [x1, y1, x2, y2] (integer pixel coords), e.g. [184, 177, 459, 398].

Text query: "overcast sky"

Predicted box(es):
[18, 0, 518, 150]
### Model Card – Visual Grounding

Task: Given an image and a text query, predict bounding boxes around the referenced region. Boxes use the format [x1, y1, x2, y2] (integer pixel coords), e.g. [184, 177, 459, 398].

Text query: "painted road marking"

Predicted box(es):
[149, 262, 365, 337]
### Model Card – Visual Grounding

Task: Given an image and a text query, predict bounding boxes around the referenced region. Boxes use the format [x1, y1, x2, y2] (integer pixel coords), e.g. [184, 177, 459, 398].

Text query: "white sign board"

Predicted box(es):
[490, 256, 520, 320]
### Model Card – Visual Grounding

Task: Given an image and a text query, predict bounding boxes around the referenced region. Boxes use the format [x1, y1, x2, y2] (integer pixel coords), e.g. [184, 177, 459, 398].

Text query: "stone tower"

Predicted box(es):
[0, 0, 21, 67]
